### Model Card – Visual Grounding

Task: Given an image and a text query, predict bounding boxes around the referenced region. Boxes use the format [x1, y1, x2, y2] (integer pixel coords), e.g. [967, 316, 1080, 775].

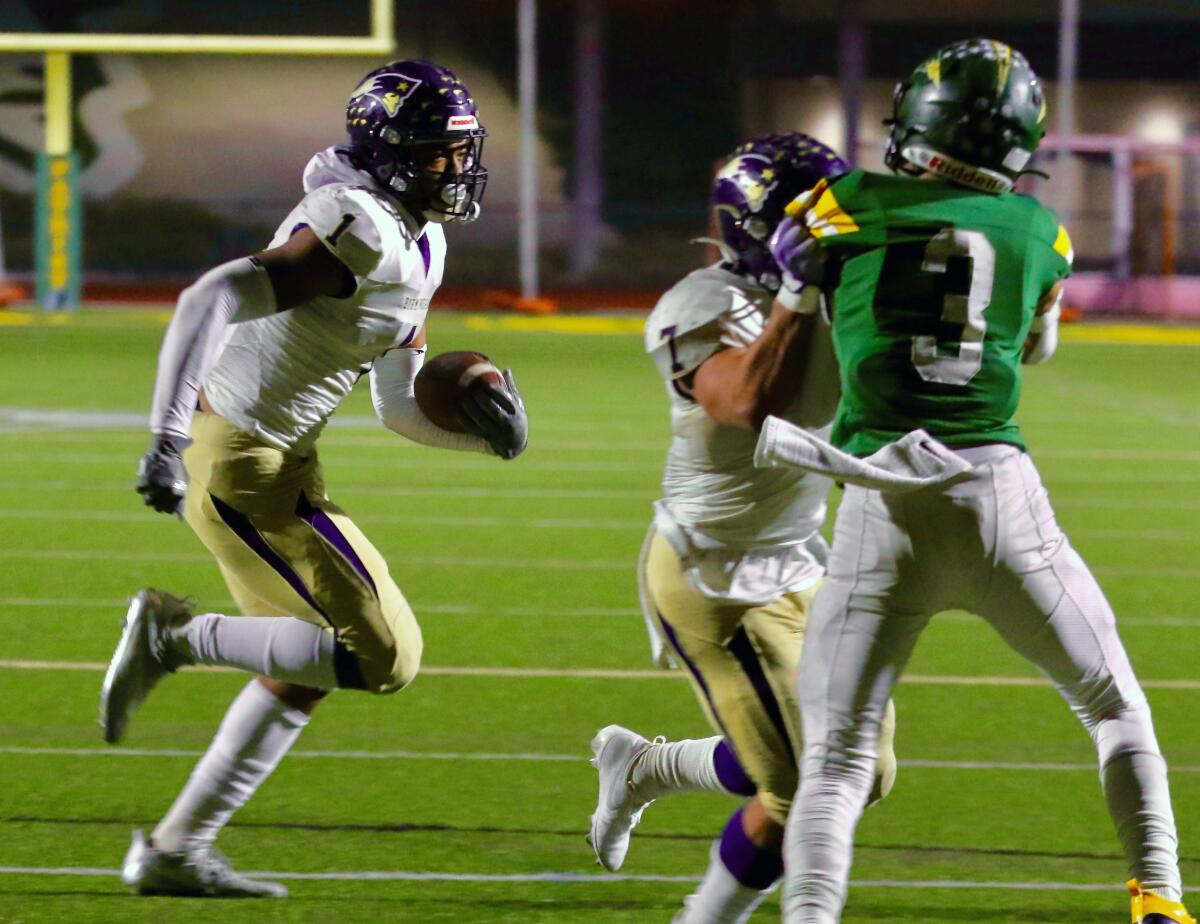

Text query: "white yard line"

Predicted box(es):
[10, 449, 1198, 469]
[0, 481, 657, 499]
[1, 507, 1194, 542]
[0, 409, 663, 452]
[4, 549, 635, 569]
[0, 597, 641, 618]
[0, 452, 655, 474]
[5, 548, 1198, 578]
[0, 865, 1171, 891]
[0, 509, 650, 531]
[0, 745, 583, 762]
[3, 480, 1200, 509]
[3, 658, 1200, 688]
[1, 598, 1195, 627]
[3, 745, 1200, 775]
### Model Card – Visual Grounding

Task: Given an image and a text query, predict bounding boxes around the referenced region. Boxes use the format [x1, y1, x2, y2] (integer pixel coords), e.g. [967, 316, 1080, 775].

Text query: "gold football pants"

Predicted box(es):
[182, 412, 422, 693]
[644, 530, 896, 824]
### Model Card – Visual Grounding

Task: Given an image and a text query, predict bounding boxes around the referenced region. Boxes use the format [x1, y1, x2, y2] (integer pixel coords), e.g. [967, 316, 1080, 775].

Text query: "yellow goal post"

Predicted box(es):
[0, 0, 394, 308]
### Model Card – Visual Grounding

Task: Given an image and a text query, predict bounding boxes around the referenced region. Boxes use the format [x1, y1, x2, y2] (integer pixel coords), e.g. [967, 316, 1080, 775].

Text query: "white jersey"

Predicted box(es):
[204, 148, 441, 452]
[643, 265, 839, 603]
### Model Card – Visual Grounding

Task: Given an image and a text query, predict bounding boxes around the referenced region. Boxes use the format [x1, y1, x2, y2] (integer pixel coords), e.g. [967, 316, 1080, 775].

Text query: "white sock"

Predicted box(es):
[679, 840, 772, 924]
[1095, 708, 1183, 902]
[630, 736, 723, 801]
[172, 613, 338, 689]
[153, 679, 310, 853]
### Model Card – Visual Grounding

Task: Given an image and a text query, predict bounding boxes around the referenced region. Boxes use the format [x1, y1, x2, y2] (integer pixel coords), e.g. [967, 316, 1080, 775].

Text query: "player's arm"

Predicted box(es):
[688, 301, 820, 430]
[690, 213, 828, 430]
[137, 228, 357, 514]
[369, 327, 528, 460]
[1022, 280, 1063, 365]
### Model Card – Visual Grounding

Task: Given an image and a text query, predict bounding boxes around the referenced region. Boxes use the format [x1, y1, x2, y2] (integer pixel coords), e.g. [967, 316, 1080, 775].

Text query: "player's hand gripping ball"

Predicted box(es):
[415, 351, 529, 460]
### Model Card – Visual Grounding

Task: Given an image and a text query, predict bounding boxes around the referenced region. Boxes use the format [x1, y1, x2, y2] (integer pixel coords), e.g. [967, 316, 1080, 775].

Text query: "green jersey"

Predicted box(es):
[796, 169, 1072, 456]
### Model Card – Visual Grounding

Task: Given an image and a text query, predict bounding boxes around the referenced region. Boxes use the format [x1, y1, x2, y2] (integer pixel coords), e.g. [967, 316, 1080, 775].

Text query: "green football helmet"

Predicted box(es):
[884, 38, 1047, 194]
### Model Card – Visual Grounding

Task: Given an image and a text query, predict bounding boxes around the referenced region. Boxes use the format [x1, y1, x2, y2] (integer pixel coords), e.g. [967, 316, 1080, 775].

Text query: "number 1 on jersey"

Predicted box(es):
[326, 213, 357, 247]
[659, 325, 684, 374]
[911, 228, 995, 386]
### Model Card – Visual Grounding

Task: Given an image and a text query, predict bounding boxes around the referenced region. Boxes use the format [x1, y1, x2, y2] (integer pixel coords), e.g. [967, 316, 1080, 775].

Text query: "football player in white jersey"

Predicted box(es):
[587, 135, 898, 923]
[98, 60, 528, 897]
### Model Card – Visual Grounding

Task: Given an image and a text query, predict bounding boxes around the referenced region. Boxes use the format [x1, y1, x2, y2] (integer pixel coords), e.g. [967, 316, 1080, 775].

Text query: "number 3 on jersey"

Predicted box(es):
[911, 229, 995, 386]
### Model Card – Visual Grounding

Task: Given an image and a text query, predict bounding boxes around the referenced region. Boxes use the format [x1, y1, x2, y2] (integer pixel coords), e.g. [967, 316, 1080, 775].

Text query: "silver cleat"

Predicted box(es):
[99, 588, 192, 744]
[121, 829, 287, 898]
[586, 724, 657, 872]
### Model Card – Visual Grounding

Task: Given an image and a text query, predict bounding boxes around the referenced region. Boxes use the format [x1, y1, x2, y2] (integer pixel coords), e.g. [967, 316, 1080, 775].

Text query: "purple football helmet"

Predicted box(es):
[345, 60, 487, 222]
[711, 133, 848, 289]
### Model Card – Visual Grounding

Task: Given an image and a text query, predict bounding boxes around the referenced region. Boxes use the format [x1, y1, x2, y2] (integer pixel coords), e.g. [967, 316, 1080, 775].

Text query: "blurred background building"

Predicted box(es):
[1, 0, 1198, 311]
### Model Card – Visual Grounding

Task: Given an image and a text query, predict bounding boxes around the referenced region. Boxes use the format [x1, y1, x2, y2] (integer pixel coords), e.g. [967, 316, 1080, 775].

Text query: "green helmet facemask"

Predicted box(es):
[884, 38, 1048, 194]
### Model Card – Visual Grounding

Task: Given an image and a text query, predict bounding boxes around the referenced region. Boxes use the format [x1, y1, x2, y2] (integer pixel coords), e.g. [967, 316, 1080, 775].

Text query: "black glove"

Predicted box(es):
[135, 433, 189, 515]
[458, 369, 528, 461]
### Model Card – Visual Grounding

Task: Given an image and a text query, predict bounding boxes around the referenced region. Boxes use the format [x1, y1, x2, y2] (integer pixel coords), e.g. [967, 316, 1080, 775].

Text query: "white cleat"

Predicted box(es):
[120, 829, 287, 898]
[587, 724, 657, 871]
[99, 588, 193, 744]
[671, 897, 695, 924]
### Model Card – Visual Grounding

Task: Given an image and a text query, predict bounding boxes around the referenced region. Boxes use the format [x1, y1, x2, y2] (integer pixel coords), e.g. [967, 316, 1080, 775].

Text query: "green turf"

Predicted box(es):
[1, 310, 1198, 922]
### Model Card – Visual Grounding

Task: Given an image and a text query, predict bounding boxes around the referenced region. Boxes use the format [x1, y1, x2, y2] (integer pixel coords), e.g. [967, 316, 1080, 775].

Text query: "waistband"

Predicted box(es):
[953, 444, 1024, 465]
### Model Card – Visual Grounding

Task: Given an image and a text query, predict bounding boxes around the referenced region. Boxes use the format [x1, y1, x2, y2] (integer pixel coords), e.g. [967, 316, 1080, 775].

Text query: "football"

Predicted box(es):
[414, 350, 505, 432]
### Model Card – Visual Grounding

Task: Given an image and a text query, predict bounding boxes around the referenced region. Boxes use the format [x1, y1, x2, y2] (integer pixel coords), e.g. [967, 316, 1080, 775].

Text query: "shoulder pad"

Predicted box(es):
[294, 184, 402, 278]
[644, 268, 762, 381]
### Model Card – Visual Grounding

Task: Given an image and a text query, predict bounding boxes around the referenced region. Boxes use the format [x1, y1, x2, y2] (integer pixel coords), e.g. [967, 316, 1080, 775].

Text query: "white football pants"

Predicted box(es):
[782, 445, 1181, 923]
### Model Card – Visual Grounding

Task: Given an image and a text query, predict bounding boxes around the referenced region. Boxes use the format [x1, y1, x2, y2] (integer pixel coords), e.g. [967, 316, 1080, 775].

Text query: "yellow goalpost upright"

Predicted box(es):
[0, 0, 395, 310]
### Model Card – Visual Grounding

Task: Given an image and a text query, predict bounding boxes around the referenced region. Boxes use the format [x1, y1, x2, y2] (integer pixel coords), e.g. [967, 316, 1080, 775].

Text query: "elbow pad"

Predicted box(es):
[149, 257, 276, 441]
[370, 349, 491, 453]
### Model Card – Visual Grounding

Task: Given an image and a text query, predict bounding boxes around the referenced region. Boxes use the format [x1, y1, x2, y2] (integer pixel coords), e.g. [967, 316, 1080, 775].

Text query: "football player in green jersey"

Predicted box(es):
[761, 40, 1194, 924]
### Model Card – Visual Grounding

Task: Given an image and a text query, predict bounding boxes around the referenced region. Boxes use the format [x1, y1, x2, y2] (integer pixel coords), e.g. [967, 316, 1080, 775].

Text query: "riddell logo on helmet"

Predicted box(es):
[448, 116, 478, 130]
[902, 145, 1012, 194]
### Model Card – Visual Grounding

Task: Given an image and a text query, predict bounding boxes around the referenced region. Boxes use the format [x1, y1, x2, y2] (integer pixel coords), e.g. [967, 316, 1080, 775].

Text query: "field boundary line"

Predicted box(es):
[3, 658, 1200, 688]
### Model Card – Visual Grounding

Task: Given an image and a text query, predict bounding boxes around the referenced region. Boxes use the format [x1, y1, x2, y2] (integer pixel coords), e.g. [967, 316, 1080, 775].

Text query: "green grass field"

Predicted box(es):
[0, 309, 1198, 923]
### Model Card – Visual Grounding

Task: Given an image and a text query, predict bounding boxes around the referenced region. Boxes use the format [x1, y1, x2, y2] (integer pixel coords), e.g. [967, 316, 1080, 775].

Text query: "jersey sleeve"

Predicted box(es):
[1050, 221, 1074, 277]
[785, 173, 863, 241]
[291, 184, 386, 278]
[645, 276, 738, 382]
[1028, 203, 1074, 300]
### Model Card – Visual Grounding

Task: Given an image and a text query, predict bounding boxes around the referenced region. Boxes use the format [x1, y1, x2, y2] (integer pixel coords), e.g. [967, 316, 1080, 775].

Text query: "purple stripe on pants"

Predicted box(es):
[295, 492, 378, 597]
[656, 610, 730, 739]
[209, 493, 334, 627]
[714, 740, 756, 797]
[718, 805, 783, 890]
[727, 625, 795, 764]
